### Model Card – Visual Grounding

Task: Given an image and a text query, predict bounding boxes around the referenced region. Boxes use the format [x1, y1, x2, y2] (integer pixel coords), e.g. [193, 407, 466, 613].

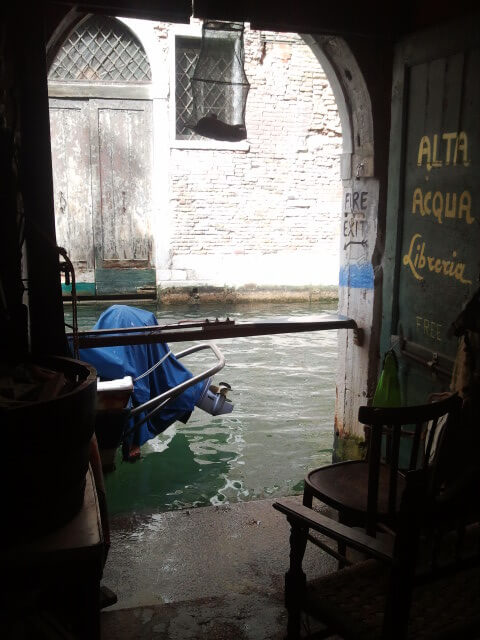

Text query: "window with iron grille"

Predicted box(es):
[175, 36, 200, 139]
[48, 15, 151, 83]
[175, 35, 235, 140]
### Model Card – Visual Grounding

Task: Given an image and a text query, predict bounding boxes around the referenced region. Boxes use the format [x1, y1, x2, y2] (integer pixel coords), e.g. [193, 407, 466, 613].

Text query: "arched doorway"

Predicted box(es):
[48, 15, 155, 297]
[47, 12, 383, 454]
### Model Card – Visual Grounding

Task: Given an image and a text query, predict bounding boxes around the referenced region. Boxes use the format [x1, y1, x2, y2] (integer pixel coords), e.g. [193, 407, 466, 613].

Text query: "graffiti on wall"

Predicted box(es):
[339, 181, 378, 289]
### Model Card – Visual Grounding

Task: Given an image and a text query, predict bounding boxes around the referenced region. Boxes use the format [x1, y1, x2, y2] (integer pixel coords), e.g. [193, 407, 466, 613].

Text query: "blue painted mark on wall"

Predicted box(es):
[339, 263, 374, 289]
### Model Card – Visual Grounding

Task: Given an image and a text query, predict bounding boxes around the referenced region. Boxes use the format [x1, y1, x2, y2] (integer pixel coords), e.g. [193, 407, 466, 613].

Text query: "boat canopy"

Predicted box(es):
[79, 305, 207, 449]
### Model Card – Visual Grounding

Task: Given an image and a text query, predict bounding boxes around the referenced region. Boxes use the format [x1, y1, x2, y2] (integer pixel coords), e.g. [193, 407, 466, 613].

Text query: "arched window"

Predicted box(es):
[48, 15, 151, 83]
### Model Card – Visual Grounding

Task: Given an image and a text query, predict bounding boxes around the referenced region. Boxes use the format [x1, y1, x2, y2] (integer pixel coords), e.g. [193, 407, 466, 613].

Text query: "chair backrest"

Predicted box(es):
[358, 393, 462, 534]
[383, 464, 480, 639]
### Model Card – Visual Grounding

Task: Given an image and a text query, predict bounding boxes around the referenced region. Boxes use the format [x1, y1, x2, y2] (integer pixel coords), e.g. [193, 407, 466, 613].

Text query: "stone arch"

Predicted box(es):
[303, 35, 374, 210]
[47, 11, 154, 82]
[303, 35, 380, 447]
[48, 14, 152, 84]
[47, 9, 86, 69]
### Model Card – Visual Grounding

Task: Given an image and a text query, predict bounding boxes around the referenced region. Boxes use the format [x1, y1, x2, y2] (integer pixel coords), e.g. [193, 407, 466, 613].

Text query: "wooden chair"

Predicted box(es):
[274, 463, 480, 639]
[303, 393, 462, 540]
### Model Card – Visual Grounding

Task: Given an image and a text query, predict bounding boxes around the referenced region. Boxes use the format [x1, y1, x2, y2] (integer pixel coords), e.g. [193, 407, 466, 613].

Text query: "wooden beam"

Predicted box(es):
[0, 15, 29, 361]
[52, 0, 192, 23]
[71, 315, 357, 348]
[19, 7, 69, 356]
[194, 0, 401, 40]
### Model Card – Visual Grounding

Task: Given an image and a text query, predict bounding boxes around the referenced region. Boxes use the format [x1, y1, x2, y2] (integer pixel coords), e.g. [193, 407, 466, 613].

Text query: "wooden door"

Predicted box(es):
[49, 98, 155, 297]
[90, 99, 155, 296]
[49, 99, 95, 295]
[382, 17, 480, 402]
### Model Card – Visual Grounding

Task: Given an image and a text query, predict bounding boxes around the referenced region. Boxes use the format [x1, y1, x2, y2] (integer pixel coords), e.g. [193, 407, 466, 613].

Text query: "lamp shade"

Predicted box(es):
[190, 21, 250, 141]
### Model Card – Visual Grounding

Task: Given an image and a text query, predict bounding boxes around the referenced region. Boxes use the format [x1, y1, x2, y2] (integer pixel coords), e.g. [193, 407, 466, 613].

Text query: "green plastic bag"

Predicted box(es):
[372, 350, 402, 407]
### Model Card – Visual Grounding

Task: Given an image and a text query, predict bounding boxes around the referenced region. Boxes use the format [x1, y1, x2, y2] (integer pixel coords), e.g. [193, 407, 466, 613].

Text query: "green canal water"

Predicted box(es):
[68, 301, 338, 516]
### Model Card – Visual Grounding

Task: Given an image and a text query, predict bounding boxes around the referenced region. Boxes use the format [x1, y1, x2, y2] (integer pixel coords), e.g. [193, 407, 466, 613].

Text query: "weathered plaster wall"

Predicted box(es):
[308, 34, 392, 448]
[127, 20, 343, 291]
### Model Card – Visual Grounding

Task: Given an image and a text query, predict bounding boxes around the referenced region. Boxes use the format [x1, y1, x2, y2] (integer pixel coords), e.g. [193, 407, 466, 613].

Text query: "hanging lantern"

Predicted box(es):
[190, 21, 250, 142]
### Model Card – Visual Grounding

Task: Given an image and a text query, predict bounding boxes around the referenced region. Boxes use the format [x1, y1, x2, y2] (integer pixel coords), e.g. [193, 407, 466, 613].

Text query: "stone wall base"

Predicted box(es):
[157, 284, 339, 305]
[332, 431, 366, 463]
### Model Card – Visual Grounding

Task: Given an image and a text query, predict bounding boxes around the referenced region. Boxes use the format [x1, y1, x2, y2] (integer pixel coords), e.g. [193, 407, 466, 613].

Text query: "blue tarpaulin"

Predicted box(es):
[79, 305, 207, 449]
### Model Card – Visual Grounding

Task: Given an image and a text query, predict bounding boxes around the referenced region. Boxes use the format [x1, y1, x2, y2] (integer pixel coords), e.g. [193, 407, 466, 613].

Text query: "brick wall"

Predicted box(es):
[158, 25, 342, 289]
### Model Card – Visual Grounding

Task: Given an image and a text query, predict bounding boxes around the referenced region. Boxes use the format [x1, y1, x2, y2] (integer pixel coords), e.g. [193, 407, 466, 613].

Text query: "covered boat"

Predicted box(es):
[78, 305, 233, 467]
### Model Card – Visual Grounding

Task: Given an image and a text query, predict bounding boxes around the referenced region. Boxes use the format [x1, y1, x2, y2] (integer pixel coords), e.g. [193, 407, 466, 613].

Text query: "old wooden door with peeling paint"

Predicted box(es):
[49, 98, 154, 296]
[48, 15, 155, 297]
[49, 99, 95, 292]
[91, 99, 154, 296]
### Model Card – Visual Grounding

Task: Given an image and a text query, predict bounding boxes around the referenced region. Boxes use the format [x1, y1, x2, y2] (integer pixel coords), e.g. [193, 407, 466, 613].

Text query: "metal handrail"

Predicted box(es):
[130, 342, 225, 419]
[392, 335, 454, 379]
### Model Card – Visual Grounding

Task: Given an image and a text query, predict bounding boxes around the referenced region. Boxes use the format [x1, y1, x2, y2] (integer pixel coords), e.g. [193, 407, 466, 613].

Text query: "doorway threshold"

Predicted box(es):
[101, 496, 334, 635]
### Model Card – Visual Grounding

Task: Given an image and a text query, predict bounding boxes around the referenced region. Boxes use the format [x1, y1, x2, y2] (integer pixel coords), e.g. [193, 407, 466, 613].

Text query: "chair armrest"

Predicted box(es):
[273, 499, 394, 563]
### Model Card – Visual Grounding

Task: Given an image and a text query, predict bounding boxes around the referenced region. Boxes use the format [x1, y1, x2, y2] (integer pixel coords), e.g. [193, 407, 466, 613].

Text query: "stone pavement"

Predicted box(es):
[101, 497, 335, 639]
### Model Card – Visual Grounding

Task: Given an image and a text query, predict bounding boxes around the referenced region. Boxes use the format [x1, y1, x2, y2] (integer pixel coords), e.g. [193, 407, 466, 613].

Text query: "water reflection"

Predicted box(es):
[68, 301, 338, 515]
[105, 432, 238, 512]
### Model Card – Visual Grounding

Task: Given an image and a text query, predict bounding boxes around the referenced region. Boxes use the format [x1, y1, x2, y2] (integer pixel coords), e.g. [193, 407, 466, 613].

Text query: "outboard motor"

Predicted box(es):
[196, 380, 233, 416]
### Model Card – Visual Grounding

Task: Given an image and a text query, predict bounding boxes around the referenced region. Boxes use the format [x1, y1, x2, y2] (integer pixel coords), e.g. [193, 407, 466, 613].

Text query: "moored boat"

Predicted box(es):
[79, 305, 233, 471]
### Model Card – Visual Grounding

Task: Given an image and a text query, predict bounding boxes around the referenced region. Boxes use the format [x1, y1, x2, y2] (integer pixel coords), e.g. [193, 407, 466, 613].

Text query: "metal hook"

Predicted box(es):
[427, 352, 439, 370]
[355, 161, 366, 179]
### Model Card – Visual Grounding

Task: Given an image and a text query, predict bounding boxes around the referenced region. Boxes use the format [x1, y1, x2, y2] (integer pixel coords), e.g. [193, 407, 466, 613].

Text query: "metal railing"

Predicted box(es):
[130, 342, 226, 427]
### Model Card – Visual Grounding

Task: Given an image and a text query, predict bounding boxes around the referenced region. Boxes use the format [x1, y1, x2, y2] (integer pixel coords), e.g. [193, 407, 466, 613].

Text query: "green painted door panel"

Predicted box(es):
[382, 16, 480, 404]
[95, 268, 156, 296]
[62, 283, 96, 296]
